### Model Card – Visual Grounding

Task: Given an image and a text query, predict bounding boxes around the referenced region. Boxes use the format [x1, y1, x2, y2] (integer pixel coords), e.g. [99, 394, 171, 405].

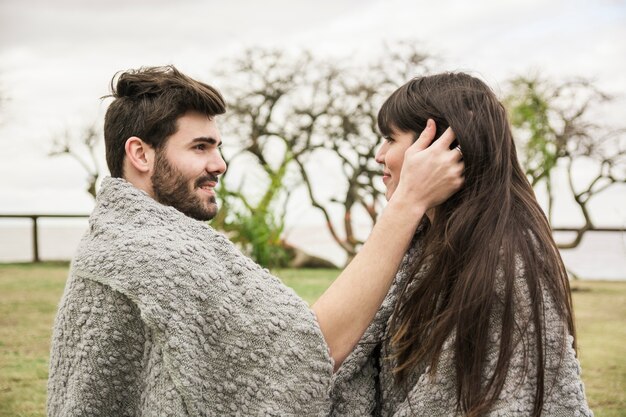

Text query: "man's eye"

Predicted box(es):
[194, 144, 206, 150]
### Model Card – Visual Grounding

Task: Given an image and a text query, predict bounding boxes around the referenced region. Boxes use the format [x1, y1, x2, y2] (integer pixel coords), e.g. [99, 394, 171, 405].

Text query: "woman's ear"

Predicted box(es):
[124, 136, 155, 174]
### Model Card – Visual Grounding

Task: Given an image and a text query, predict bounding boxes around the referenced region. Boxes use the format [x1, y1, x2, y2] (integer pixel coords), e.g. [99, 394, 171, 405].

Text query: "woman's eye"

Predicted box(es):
[384, 136, 394, 143]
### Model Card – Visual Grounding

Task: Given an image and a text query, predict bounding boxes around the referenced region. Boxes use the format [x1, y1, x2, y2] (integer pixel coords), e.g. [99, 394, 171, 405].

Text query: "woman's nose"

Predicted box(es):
[375, 145, 386, 165]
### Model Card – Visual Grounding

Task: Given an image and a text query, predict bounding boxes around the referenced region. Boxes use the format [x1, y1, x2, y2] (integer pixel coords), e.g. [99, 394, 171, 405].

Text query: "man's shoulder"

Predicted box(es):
[57, 272, 140, 321]
[82, 212, 229, 257]
[71, 215, 243, 296]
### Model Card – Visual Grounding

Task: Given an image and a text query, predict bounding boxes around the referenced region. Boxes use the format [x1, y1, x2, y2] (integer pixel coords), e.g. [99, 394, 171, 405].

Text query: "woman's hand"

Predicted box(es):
[313, 119, 465, 371]
[392, 119, 464, 215]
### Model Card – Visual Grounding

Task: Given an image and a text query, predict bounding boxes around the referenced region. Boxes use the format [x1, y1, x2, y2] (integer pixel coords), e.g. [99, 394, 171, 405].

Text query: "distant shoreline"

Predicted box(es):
[0, 222, 624, 280]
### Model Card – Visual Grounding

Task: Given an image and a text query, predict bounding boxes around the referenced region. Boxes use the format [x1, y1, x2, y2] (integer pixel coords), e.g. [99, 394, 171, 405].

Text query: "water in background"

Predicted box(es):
[0, 219, 624, 280]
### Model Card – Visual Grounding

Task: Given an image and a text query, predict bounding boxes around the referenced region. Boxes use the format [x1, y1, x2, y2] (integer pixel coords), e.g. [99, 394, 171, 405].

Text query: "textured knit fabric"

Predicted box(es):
[330, 234, 593, 417]
[47, 177, 333, 417]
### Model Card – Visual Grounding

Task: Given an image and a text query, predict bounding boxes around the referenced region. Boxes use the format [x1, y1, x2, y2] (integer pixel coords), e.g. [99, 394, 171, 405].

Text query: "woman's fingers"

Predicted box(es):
[406, 123, 460, 164]
[432, 127, 456, 150]
[410, 119, 436, 151]
[395, 120, 465, 209]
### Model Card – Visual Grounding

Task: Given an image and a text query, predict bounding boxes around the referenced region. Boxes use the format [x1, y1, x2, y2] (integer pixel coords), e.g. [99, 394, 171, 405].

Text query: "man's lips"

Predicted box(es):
[198, 181, 217, 189]
[196, 180, 218, 195]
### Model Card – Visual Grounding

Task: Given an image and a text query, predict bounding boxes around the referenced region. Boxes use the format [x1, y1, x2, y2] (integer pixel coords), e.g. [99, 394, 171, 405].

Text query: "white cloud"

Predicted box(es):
[0, 0, 624, 256]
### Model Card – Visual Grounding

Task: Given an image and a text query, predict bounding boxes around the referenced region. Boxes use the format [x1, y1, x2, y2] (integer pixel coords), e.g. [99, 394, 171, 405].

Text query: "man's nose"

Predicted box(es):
[208, 151, 227, 175]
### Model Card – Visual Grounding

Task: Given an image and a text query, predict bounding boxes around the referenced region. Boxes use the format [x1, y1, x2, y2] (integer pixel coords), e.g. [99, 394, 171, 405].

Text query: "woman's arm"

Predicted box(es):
[312, 120, 464, 370]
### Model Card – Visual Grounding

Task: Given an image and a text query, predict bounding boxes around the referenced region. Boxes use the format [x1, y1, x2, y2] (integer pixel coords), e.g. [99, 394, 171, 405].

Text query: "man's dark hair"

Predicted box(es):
[103, 65, 226, 177]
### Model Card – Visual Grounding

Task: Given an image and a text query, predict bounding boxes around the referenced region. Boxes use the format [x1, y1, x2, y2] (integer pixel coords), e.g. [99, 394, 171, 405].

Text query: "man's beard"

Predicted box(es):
[151, 151, 218, 221]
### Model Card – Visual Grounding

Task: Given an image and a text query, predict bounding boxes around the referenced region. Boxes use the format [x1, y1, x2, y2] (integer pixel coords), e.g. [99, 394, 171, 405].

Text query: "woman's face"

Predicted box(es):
[375, 128, 415, 201]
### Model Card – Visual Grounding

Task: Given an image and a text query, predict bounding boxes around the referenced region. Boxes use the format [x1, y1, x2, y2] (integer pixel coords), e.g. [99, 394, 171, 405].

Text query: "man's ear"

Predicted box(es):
[124, 136, 155, 173]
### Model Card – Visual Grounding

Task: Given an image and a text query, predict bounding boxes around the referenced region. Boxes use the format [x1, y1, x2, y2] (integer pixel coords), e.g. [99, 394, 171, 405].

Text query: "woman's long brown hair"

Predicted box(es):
[379, 73, 575, 416]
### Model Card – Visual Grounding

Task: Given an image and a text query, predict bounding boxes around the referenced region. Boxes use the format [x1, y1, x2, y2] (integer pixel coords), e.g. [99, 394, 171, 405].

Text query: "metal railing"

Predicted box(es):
[0, 214, 89, 262]
[0, 214, 624, 263]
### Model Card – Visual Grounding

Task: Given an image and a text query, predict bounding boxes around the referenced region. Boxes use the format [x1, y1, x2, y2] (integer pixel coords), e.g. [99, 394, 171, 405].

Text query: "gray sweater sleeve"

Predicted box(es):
[47, 276, 147, 417]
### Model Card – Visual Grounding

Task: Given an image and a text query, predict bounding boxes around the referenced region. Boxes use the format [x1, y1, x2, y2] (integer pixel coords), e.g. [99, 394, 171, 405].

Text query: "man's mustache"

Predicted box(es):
[194, 175, 219, 188]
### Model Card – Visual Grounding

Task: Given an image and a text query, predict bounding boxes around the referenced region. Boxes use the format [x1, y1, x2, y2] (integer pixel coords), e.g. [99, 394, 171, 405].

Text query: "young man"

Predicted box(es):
[47, 66, 463, 416]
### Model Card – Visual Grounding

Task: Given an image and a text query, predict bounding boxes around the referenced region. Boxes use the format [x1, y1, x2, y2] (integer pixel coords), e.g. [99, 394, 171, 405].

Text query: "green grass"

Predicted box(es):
[571, 281, 626, 417]
[0, 263, 69, 417]
[274, 268, 339, 305]
[0, 263, 624, 417]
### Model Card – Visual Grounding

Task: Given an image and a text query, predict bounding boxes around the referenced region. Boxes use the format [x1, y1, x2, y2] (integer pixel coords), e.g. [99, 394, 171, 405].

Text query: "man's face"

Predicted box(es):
[150, 111, 227, 221]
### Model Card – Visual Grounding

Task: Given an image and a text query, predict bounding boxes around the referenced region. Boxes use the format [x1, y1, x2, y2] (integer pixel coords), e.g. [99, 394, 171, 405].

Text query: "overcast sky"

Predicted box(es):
[0, 0, 624, 228]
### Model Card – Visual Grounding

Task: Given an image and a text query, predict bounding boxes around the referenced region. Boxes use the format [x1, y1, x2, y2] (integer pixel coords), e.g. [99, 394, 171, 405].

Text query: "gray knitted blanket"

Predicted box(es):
[330, 236, 593, 416]
[48, 177, 333, 417]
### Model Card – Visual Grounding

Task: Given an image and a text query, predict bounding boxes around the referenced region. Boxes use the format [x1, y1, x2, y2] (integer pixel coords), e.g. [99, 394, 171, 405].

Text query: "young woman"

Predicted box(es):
[330, 73, 592, 416]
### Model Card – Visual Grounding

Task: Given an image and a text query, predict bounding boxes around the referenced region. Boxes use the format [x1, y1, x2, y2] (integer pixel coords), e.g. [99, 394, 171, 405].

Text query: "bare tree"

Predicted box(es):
[216, 43, 432, 264]
[506, 76, 626, 249]
[50, 124, 103, 199]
